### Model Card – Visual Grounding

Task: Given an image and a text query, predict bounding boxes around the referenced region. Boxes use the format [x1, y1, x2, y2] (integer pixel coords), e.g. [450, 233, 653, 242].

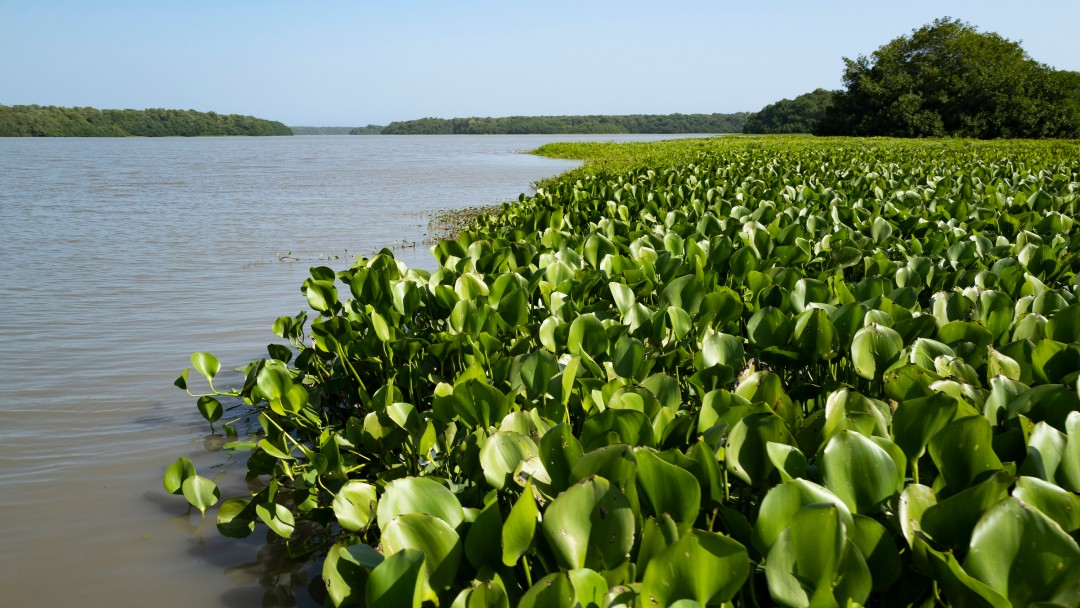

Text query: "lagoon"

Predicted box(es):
[0, 133, 708, 606]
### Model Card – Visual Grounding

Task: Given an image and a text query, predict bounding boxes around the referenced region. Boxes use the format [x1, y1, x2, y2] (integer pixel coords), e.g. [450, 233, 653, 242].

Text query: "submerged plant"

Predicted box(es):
[167, 136, 1080, 607]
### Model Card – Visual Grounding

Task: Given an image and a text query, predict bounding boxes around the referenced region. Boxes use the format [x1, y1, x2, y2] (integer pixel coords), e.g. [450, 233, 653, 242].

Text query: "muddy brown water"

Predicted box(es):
[0, 134, 712, 606]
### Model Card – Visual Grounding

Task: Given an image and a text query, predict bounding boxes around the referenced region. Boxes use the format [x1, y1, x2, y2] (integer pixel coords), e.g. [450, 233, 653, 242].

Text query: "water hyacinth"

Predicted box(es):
[168, 136, 1080, 607]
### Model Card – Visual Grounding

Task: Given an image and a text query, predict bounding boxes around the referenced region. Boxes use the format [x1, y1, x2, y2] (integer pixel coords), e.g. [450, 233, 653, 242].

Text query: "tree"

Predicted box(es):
[817, 18, 1080, 138]
[743, 89, 836, 134]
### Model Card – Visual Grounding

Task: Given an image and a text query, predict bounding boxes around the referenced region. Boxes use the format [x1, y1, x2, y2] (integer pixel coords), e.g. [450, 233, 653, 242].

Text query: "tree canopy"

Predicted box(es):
[817, 18, 1080, 138]
[0, 105, 293, 137]
[743, 89, 836, 134]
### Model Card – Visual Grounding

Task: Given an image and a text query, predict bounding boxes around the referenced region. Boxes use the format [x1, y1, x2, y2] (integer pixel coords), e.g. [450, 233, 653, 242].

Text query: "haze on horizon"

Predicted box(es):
[2, 0, 1078, 127]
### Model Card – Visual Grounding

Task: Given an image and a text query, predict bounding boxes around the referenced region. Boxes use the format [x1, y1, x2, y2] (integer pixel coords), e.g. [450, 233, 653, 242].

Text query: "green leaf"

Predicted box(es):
[890, 392, 958, 462]
[365, 548, 424, 608]
[851, 323, 903, 381]
[480, 431, 538, 490]
[333, 480, 377, 533]
[639, 529, 750, 606]
[181, 474, 219, 516]
[964, 497, 1080, 607]
[196, 396, 222, 425]
[216, 497, 255, 539]
[634, 448, 701, 528]
[568, 314, 609, 359]
[765, 503, 871, 608]
[541, 476, 635, 571]
[376, 477, 465, 531]
[323, 542, 383, 608]
[928, 415, 1003, 493]
[190, 352, 220, 381]
[849, 514, 902, 591]
[256, 501, 295, 538]
[820, 430, 901, 514]
[518, 349, 558, 400]
[502, 482, 540, 566]
[381, 513, 463, 599]
[726, 411, 796, 487]
[921, 469, 1012, 550]
[163, 457, 195, 495]
[753, 479, 854, 555]
[539, 423, 583, 492]
[518, 573, 574, 608]
[1013, 476, 1080, 534]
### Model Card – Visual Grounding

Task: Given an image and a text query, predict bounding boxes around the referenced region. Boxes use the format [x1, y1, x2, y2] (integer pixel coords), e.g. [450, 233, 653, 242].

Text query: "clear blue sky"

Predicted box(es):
[2, 0, 1078, 126]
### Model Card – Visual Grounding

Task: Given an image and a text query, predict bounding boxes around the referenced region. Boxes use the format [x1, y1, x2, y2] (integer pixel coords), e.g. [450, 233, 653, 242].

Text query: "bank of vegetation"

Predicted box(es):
[292, 126, 362, 135]
[167, 134, 1080, 607]
[747, 19, 1080, 138]
[0, 105, 293, 137]
[377, 113, 750, 135]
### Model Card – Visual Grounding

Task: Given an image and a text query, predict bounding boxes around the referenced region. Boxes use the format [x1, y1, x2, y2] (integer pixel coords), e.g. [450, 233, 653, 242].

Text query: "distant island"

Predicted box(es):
[367, 113, 750, 135]
[0, 105, 292, 137]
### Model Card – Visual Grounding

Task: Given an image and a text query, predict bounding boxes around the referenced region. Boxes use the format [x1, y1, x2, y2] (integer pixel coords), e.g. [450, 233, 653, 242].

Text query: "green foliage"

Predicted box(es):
[0, 105, 292, 137]
[818, 18, 1080, 138]
[166, 135, 1080, 606]
[743, 89, 836, 134]
[381, 113, 751, 135]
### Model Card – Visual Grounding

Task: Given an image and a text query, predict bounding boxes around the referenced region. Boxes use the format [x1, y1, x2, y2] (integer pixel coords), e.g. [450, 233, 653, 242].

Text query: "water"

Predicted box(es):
[0, 133, 708, 606]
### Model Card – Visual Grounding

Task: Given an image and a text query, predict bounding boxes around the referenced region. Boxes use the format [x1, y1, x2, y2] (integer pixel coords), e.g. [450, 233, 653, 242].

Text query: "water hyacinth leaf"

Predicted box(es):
[365, 548, 425, 608]
[1062, 411, 1080, 492]
[746, 307, 791, 350]
[519, 349, 558, 400]
[163, 457, 196, 495]
[897, 484, 936, 551]
[256, 501, 295, 538]
[376, 477, 465, 531]
[918, 537, 1009, 608]
[700, 331, 744, 369]
[464, 500, 502, 570]
[1046, 303, 1080, 344]
[502, 482, 540, 566]
[609, 282, 636, 316]
[568, 314, 609, 359]
[765, 503, 871, 608]
[539, 423, 583, 492]
[753, 479, 854, 555]
[964, 497, 1080, 607]
[451, 579, 510, 608]
[820, 430, 901, 514]
[480, 431, 538, 490]
[1013, 476, 1080, 533]
[322, 542, 383, 608]
[727, 412, 797, 487]
[849, 514, 902, 591]
[639, 529, 750, 606]
[890, 392, 958, 462]
[216, 497, 256, 538]
[380, 513, 463, 599]
[518, 573, 574, 608]
[851, 324, 903, 381]
[333, 480, 377, 533]
[766, 442, 808, 483]
[303, 278, 338, 314]
[541, 476, 635, 571]
[190, 352, 220, 382]
[580, 408, 655, 451]
[634, 448, 701, 527]
[566, 568, 609, 608]
[612, 334, 645, 380]
[792, 308, 839, 361]
[920, 469, 1012, 550]
[181, 474, 219, 515]
[928, 416, 1003, 493]
[196, 395, 222, 425]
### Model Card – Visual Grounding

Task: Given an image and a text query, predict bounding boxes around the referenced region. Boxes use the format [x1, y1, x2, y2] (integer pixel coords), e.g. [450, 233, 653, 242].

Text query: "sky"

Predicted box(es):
[2, 1, 1078, 126]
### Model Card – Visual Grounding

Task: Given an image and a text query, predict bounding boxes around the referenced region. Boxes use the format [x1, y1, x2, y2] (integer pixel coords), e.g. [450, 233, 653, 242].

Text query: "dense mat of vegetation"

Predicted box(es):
[743, 90, 836, 135]
[380, 114, 750, 135]
[167, 136, 1080, 607]
[0, 105, 292, 137]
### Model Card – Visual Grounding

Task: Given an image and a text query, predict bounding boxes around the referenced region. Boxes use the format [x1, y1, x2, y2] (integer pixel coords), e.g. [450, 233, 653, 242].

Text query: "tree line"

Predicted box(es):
[0, 105, 293, 137]
[745, 18, 1080, 138]
[374, 113, 750, 135]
